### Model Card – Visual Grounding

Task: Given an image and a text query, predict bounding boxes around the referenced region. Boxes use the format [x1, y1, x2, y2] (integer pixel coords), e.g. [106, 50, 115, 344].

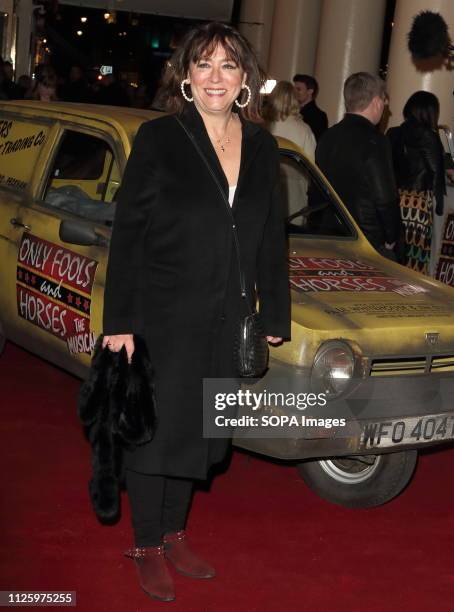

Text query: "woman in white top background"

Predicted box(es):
[265, 81, 316, 219]
[265, 81, 316, 161]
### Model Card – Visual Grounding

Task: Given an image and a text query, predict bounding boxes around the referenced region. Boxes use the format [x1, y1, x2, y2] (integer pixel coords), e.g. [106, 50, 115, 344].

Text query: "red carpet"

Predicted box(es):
[2, 342, 454, 611]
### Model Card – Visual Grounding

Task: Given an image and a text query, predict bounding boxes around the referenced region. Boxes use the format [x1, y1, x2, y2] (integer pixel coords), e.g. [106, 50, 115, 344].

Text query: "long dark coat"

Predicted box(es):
[103, 103, 291, 480]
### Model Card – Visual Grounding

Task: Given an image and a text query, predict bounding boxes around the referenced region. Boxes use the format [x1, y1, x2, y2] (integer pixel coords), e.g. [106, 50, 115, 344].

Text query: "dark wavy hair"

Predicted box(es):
[403, 91, 440, 130]
[160, 22, 266, 122]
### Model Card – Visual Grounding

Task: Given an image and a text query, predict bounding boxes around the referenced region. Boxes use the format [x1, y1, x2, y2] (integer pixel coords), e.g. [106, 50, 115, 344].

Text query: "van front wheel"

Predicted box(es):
[297, 451, 418, 508]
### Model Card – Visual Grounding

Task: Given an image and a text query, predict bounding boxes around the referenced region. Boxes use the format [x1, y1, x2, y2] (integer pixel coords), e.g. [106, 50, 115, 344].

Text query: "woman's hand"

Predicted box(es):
[266, 336, 282, 345]
[102, 334, 135, 363]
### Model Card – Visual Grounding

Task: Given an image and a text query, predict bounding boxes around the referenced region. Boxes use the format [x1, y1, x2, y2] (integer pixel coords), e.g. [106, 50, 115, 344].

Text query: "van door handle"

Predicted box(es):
[10, 218, 31, 231]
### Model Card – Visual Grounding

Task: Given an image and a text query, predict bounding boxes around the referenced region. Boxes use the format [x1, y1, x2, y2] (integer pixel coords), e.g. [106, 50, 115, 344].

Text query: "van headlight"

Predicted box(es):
[311, 341, 356, 398]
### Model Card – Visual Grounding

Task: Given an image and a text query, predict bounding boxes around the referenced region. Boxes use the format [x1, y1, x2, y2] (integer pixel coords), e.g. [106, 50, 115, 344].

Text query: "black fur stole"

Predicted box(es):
[78, 334, 156, 522]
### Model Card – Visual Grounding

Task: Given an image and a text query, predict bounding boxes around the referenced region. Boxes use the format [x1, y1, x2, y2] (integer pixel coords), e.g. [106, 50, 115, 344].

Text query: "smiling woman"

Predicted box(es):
[100, 21, 291, 602]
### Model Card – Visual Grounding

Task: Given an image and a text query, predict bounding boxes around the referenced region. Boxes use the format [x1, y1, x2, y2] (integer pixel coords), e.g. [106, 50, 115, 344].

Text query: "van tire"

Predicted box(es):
[297, 450, 418, 508]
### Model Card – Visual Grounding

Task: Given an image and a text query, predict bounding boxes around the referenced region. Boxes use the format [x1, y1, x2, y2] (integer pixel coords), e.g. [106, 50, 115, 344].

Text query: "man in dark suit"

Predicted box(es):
[293, 74, 328, 141]
[316, 72, 401, 260]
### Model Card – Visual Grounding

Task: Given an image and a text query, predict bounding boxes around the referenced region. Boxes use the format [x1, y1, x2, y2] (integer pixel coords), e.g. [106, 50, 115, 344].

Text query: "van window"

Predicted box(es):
[280, 152, 354, 238]
[43, 129, 120, 224]
[0, 118, 49, 191]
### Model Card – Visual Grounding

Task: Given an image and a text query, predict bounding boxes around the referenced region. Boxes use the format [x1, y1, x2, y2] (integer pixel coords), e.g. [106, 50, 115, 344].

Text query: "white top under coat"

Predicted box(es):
[228, 185, 237, 207]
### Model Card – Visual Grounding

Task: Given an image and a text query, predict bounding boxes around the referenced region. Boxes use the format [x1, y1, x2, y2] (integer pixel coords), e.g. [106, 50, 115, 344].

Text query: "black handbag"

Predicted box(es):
[175, 116, 269, 378]
[235, 311, 269, 377]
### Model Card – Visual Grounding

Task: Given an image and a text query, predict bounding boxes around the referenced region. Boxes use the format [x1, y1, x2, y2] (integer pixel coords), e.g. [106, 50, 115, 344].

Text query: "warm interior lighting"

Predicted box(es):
[260, 80, 277, 94]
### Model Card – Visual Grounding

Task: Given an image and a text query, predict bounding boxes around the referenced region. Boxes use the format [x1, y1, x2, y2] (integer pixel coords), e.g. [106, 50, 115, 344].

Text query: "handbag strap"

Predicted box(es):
[174, 115, 253, 314]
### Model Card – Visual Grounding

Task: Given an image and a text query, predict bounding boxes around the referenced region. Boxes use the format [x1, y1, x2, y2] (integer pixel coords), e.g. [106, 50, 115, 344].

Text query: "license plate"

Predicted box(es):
[360, 414, 454, 449]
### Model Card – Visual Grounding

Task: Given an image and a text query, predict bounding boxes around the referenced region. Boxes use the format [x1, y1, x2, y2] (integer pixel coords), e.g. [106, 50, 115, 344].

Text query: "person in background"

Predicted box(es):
[316, 72, 401, 261]
[293, 74, 328, 141]
[387, 91, 446, 275]
[96, 72, 130, 107]
[265, 80, 316, 160]
[2, 61, 23, 99]
[60, 65, 90, 103]
[28, 65, 59, 102]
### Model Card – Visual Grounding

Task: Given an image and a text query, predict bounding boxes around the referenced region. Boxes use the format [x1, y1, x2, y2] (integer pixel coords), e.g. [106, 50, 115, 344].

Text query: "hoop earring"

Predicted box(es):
[235, 84, 251, 108]
[181, 79, 193, 102]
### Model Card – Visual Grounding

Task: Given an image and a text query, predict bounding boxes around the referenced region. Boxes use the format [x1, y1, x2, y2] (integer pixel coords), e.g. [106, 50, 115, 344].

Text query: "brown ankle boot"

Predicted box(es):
[124, 545, 175, 601]
[163, 530, 216, 579]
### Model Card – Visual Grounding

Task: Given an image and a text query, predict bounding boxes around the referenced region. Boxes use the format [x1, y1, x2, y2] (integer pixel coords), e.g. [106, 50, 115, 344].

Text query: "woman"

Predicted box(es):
[265, 80, 316, 160]
[102, 22, 290, 602]
[387, 91, 446, 275]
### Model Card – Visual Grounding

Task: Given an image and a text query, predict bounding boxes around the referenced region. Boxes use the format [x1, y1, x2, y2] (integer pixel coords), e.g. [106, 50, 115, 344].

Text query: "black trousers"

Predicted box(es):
[125, 469, 193, 547]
